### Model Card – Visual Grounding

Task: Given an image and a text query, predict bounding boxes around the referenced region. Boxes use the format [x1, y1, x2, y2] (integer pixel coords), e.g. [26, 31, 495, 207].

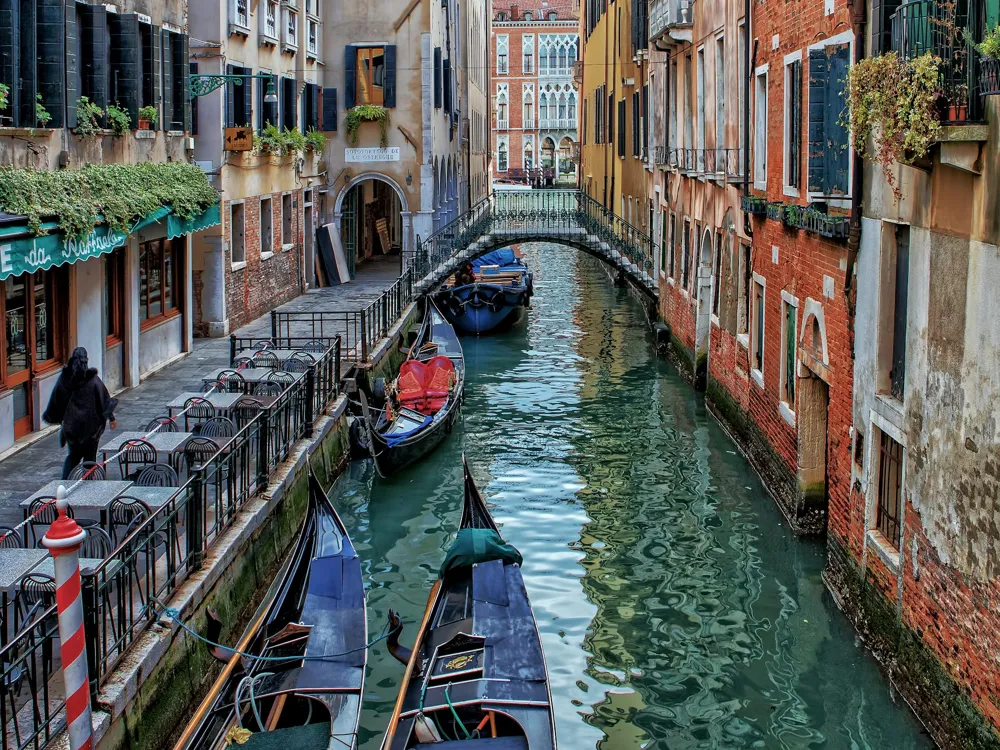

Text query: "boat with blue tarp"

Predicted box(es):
[433, 248, 533, 335]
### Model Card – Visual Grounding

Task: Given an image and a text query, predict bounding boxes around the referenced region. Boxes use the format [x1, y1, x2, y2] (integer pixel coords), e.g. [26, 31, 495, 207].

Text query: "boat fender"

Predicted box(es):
[386, 609, 412, 665]
[487, 289, 505, 313]
[372, 377, 387, 403]
[205, 608, 236, 663]
[413, 714, 443, 743]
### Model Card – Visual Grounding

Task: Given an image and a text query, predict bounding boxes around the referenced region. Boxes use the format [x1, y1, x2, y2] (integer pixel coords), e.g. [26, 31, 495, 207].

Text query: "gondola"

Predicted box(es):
[173, 469, 367, 750]
[381, 457, 556, 749]
[359, 299, 465, 476]
[433, 248, 533, 335]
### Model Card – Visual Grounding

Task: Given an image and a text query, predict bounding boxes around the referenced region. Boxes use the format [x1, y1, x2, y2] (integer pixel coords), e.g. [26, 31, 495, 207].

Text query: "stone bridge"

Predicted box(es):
[407, 189, 658, 301]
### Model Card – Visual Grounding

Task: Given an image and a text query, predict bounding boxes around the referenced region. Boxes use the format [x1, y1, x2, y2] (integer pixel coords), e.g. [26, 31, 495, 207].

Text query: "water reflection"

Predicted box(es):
[330, 244, 931, 749]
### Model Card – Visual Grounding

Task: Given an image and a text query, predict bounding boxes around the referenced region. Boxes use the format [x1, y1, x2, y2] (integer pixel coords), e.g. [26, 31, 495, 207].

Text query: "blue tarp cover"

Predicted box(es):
[440, 528, 523, 576]
[384, 413, 434, 447]
[473, 248, 523, 271]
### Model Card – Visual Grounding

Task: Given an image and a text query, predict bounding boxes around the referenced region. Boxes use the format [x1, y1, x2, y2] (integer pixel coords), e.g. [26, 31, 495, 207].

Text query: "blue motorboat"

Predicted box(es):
[433, 248, 533, 335]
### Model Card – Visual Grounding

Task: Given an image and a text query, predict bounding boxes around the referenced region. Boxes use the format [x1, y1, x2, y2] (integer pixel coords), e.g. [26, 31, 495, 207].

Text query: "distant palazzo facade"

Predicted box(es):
[490, 0, 580, 183]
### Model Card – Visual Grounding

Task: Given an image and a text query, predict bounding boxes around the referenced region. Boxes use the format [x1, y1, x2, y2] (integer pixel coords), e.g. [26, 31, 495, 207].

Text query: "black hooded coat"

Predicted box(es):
[42, 348, 118, 447]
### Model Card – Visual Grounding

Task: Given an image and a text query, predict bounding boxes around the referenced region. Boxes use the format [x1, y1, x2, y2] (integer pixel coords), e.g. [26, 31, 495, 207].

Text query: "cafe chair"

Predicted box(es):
[252, 351, 280, 370]
[15, 573, 56, 636]
[233, 398, 265, 429]
[146, 416, 178, 433]
[135, 463, 179, 488]
[68, 461, 107, 481]
[232, 356, 253, 368]
[214, 369, 247, 394]
[282, 358, 309, 374]
[183, 397, 216, 432]
[267, 370, 295, 386]
[200, 417, 236, 439]
[289, 350, 317, 364]
[117, 439, 157, 480]
[253, 340, 275, 350]
[301, 339, 328, 353]
[108, 496, 152, 547]
[183, 437, 220, 471]
[253, 381, 284, 397]
[26, 497, 70, 547]
[80, 527, 113, 561]
[0, 525, 22, 549]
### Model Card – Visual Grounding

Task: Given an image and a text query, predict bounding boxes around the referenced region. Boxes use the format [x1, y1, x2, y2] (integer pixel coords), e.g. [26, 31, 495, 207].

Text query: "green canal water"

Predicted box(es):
[332, 244, 933, 749]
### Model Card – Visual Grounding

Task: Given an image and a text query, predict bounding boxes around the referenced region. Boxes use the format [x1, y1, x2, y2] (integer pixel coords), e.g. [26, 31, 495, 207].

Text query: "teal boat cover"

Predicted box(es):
[440, 528, 523, 576]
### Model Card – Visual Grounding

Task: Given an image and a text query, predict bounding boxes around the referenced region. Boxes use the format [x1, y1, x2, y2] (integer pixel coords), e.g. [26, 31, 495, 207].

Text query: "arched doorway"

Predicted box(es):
[558, 137, 575, 183]
[334, 172, 409, 278]
[541, 137, 555, 185]
[694, 228, 714, 386]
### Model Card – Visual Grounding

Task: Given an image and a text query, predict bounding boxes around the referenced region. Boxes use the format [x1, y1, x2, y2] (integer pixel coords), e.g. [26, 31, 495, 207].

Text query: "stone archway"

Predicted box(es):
[794, 297, 832, 534]
[332, 171, 412, 263]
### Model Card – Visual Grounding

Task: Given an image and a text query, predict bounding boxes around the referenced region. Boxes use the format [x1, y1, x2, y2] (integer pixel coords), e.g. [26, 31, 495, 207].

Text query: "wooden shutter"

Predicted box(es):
[189, 61, 198, 135]
[0, 0, 18, 124]
[383, 44, 397, 107]
[151, 25, 160, 128]
[825, 44, 850, 195]
[309, 81, 319, 129]
[225, 64, 236, 128]
[112, 13, 140, 125]
[244, 67, 254, 128]
[37, 0, 66, 128]
[344, 45, 357, 108]
[321, 86, 337, 131]
[807, 49, 826, 193]
[608, 92, 613, 144]
[443, 58, 452, 111]
[789, 59, 801, 189]
[618, 99, 626, 158]
[160, 28, 172, 129]
[179, 33, 190, 132]
[434, 47, 442, 108]
[642, 83, 649, 152]
[16, 0, 35, 126]
[632, 91, 639, 156]
[65, 0, 78, 128]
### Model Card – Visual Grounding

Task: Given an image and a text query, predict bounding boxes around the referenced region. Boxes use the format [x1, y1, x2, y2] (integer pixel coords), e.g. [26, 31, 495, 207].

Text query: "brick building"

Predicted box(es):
[491, 0, 580, 184]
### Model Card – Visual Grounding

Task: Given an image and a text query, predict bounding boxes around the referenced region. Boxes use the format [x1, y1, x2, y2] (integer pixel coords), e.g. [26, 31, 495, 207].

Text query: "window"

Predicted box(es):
[139, 238, 181, 325]
[523, 136, 533, 169]
[302, 82, 319, 131]
[160, 30, 190, 131]
[498, 136, 509, 171]
[659, 211, 668, 277]
[264, 0, 278, 40]
[617, 99, 626, 158]
[668, 61, 677, 150]
[752, 277, 765, 374]
[738, 24, 746, 158]
[523, 85, 534, 128]
[781, 299, 797, 405]
[497, 34, 509, 74]
[712, 231, 723, 316]
[282, 193, 294, 246]
[879, 223, 909, 401]
[227, 66, 253, 128]
[307, 20, 319, 56]
[261, 196, 274, 256]
[715, 37, 725, 155]
[523, 35, 534, 74]
[785, 56, 803, 191]
[808, 43, 851, 195]
[681, 219, 691, 288]
[234, 0, 249, 28]
[354, 47, 386, 105]
[497, 84, 508, 128]
[104, 250, 125, 344]
[754, 67, 768, 187]
[737, 243, 751, 335]
[697, 48, 706, 157]
[258, 69, 278, 131]
[284, 7, 298, 48]
[668, 214, 676, 278]
[525, 11, 532, 20]
[632, 91, 640, 157]
[140, 22, 157, 111]
[230, 202, 246, 264]
[875, 430, 903, 550]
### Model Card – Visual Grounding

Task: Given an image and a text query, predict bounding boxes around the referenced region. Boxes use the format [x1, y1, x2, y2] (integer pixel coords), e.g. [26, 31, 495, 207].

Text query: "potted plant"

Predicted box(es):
[138, 105, 158, 130]
[971, 24, 1000, 95]
[345, 104, 390, 147]
[35, 94, 51, 128]
[305, 127, 326, 153]
[782, 203, 802, 228]
[75, 96, 105, 137]
[107, 104, 131, 136]
[0, 83, 8, 114]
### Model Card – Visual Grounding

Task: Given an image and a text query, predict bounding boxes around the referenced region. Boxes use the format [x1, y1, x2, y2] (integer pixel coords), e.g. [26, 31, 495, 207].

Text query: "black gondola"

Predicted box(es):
[173, 469, 367, 750]
[359, 299, 465, 476]
[381, 457, 556, 749]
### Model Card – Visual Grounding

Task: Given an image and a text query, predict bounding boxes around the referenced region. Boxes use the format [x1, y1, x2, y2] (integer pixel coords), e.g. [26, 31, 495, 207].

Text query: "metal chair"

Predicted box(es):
[135, 463, 179, 487]
[68, 461, 107, 481]
[301, 339, 329, 353]
[15, 573, 55, 632]
[232, 356, 253, 368]
[233, 398, 265, 429]
[26, 497, 70, 547]
[0, 525, 22, 549]
[183, 397, 216, 432]
[117, 439, 158, 480]
[253, 340, 275, 350]
[253, 381, 285, 397]
[146, 416, 178, 433]
[80, 526, 113, 560]
[214, 369, 247, 394]
[199, 417, 236, 439]
[108, 496, 152, 546]
[289, 350, 317, 364]
[282, 358, 309, 374]
[252, 351, 280, 370]
[183, 437, 220, 471]
[267, 370, 295, 387]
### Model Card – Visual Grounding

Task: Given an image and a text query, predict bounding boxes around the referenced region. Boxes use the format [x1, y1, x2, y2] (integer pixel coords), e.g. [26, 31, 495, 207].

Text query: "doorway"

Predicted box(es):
[304, 189, 316, 288]
[339, 179, 403, 274]
[3, 268, 65, 438]
[797, 373, 831, 529]
[694, 229, 713, 388]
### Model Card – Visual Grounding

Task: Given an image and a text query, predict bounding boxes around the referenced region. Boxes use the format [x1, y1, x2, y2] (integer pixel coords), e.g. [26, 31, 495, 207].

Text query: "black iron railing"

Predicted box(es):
[981, 57, 1000, 95]
[0, 605, 61, 750]
[891, 0, 985, 123]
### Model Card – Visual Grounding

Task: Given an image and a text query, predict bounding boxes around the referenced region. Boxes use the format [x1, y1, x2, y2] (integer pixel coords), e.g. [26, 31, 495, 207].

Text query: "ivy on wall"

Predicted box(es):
[0, 162, 218, 239]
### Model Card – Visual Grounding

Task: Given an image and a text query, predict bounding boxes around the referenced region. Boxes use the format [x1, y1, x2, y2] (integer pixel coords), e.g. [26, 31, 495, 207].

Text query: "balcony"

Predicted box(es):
[573, 60, 583, 86]
[497, 119, 509, 131]
[539, 65, 574, 78]
[523, 118, 535, 130]
[648, 0, 692, 44]
[539, 118, 577, 130]
[891, 0, 984, 123]
[655, 147, 745, 180]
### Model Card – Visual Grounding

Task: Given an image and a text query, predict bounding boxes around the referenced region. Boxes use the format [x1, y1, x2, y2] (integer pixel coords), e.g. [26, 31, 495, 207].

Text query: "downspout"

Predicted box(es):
[844, 0, 867, 358]
[743, 33, 756, 238]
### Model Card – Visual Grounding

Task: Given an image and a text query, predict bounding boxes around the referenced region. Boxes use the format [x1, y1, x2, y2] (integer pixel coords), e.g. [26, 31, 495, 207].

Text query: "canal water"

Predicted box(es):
[332, 243, 933, 749]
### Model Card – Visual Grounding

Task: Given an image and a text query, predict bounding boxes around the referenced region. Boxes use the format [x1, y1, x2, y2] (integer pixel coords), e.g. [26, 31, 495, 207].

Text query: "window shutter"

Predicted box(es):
[179, 33, 190, 132]
[618, 99, 626, 158]
[65, 0, 78, 128]
[608, 92, 613, 144]
[112, 13, 140, 125]
[309, 81, 319, 129]
[190, 61, 198, 135]
[160, 28, 172, 130]
[383, 44, 397, 107]
[225, 64, 236, 128]
[789, 60, 801, 188]
[807, 49, 827, 194]
[642, 83, 649, 151]
[825, 44, 850, 195]
[344, 45, 357, 108]
[322, 86, 338, 131]
[244, 67, 254, 128]
[151, 24, 160, 128]
[37, 0, 65, 128]
[443, 58, 452, 111]
[16, 0, 35, 126]
[0, 0, 19, 124]
[434, 47, 442, 108]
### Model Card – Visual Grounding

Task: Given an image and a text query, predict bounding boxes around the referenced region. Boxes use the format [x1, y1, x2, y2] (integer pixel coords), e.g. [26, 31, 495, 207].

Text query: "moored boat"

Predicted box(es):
[380, 457, 556, 749]
[434, 248, 533, 335]
[173, 469, 367, 750]
[359, 299, 465, 476]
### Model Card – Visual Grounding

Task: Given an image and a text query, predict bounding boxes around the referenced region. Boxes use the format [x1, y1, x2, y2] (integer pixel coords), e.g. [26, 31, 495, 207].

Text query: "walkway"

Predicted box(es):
[0, 257, 401, 527]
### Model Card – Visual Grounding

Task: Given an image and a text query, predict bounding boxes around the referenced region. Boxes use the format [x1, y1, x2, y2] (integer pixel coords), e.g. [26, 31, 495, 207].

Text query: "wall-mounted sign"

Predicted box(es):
[345, 147, 401, 163]
[225, 127, 255, 152]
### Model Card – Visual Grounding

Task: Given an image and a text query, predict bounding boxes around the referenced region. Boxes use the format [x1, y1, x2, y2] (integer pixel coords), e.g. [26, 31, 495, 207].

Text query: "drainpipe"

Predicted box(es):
[742, 0, 751, 200]
[845, 0, 867, 357]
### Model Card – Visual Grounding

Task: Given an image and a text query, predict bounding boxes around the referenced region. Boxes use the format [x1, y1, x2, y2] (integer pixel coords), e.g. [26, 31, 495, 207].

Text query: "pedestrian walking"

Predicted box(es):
[43, 347, 118, 480]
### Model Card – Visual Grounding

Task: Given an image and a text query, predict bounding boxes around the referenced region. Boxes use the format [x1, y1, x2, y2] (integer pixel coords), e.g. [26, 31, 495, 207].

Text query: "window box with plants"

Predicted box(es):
[765, 201, 784, 222]
[345, 104, 390, 147]
[781, 203, 803, 228]
[305, 128, 326, 156]
[740, 194, 768, 216]
[975, 25, 1000, 96]
[254, 124, 307, 160]
[800, 207, 850, 239]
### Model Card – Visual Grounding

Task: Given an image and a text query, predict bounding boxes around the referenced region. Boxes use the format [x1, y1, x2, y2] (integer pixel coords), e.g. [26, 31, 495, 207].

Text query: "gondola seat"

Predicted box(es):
[396, 356, 456, 414]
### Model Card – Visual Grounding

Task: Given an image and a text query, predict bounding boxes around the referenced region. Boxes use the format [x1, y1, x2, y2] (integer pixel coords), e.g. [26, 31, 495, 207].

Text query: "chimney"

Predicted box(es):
[511, 4, 520, 19]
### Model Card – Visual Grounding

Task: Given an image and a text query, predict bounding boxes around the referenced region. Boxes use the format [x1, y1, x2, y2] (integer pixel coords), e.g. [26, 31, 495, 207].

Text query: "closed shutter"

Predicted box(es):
[243, 67, 254, 128]
[607, 92, 613, 144]
[789, 59, 801, 189]
[281, 76, 296, 130]
[0, 0, 18, 124]
[179, 33, 190, 132]
[344, 45, 357, 108]
[618, 99, 626, 158]
[17, 0, 36, 126]
[111, 12, 140, 125]
[807, 49, 826, 194]
[37, 0, 65, 128]
[65, 0, 78, 128]
[160, 28, 172, 129]
[825, 44, 850, 195]
[632, 91, 639, 156]
[433, 47, 442, 108]
[383, 44, 396, 107]
[321, 86, 337, 131]
[80, 4, 108, 120]
[225, 64, 236, 127]
[190, 61, 198, 135]
[642, 83, 649, 152]
[443, 58, 452, 111]
[309, 81, 318, 129]
[151, 24, 160, 128]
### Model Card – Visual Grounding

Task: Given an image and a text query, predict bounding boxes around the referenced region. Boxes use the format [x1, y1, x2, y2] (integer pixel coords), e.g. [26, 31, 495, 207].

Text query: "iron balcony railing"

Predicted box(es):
[891, 0, 985, 123]
[654, 146, 744, 179]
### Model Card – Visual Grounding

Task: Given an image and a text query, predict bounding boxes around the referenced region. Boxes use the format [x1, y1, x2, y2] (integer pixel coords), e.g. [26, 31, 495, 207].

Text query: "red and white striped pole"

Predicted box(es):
[42, 485, 93, 750]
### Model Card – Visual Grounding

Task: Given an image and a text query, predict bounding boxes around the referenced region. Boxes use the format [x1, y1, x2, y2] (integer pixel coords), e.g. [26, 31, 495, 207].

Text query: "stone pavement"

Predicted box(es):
[0, 257, 402, 527]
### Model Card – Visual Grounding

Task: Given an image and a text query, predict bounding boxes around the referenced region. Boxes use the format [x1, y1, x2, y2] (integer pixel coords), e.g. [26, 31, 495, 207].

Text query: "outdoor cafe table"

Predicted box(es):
[128, 486, 181, 511]
[98, 432, 232, 475]
[21, 480, 135, 531]
[166, 392, 280, 420]
[201, 368, 303, 389]
[233, 349, 316, 364]
[0, 549, 47, 646]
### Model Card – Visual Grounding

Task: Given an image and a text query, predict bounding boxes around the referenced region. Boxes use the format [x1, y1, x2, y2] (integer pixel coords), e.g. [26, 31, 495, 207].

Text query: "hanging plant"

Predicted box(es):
[35, 94, 51, 128]
[0, 83, 9, 112]
[0, 162, 218, 239]
[345, 104, 389, 147]
[75, 96, 105, 137]
[107, 105, 131, 136]
[845, 52, 941, 200]
[305, 127, 327, 153]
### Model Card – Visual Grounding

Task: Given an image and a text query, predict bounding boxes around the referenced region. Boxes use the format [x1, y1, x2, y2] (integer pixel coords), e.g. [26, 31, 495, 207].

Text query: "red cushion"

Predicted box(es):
[425, 356, 455, 397]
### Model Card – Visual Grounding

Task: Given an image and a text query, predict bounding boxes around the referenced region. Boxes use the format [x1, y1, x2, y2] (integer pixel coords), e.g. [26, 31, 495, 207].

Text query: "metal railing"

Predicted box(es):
[271, 269, 413, 362]
[409, 189, 655, 287]
[654, 146, 744, 179]
[0, 605, 62, 750]
[891, 0, 984, 123]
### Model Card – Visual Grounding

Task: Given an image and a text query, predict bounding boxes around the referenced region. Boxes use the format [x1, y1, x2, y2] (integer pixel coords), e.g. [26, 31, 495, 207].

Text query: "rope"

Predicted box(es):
[444, 684, 472, 739]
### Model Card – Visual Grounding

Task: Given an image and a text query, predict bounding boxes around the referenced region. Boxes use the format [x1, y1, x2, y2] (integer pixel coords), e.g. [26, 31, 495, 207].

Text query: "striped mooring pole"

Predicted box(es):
[42, 485, 94, 750]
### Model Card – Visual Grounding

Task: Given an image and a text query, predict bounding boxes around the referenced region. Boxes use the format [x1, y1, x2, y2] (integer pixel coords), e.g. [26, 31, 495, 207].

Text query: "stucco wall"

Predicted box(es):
[138, 316, 183, 379]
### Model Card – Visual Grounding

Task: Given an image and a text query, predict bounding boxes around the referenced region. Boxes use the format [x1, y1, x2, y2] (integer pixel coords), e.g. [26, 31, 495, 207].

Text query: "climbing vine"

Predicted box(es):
[345, 105, 389, 147]
[845, 52, 941, 200]
[0, 162, 218, 239]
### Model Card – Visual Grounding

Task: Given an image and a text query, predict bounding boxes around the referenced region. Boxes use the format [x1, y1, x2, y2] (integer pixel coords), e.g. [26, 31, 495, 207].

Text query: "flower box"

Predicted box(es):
[765, 201, 784, 222]
[801, 209, 850, 239]
[981, 58, 1000, 96]
[740, 195, 767, 216]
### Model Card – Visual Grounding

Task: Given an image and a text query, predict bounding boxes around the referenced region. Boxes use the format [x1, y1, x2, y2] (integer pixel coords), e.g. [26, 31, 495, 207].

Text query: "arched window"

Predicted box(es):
[497, 91, 508, 126]
[558, 93, 567, 121]
[498, 140, 508, 172]
[568, 91, 577, 124]
[524, 11, 532, 20]
[548, 47, 557, 72]
[539, 43, 548, 73]
[524, 139, 533, 169]
[523, 88, 534, 127]
[558, 46, 568, 73]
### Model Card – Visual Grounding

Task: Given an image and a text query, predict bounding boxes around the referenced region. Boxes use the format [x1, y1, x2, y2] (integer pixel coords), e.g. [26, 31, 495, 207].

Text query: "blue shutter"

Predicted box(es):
[807, 49, 827, 194]
[111, 13, 140, 125]
[825, 44, 851, 196]
[322, 86, 337, 131]
[434, 47, 442, 108]
[344, 46, 357, 108]
[37, 0, 65, 128]
[225, 64, 236, 128]
[383, 44, 397, 107]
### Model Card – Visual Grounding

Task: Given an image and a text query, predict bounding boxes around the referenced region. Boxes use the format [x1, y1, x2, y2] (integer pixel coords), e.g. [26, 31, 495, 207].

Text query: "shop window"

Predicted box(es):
[105, 250, 125, 345]
[139, 238, 181, 327]
[261, 196, 274, 255]
[282, 193, 293, 246]
[231, 202, 246, 264]
[875, 429, 904, 550]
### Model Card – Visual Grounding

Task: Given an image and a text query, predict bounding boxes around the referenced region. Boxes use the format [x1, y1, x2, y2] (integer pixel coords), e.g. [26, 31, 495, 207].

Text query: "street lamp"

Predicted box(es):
[190, 72, 279, 100]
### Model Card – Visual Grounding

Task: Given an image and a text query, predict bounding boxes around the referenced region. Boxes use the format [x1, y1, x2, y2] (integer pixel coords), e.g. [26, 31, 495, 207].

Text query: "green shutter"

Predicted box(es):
[825, 44, 851, 196]
[38, 0, 66, 128]
[17, 0, 35, 126]
[160, 28, 172, 129]
[807, 49, 827, 193]
[65, 0, 78, 128]
[789, 60, 801, 189]
[112, 13, 141, 125]
[0, 0, 18, 124]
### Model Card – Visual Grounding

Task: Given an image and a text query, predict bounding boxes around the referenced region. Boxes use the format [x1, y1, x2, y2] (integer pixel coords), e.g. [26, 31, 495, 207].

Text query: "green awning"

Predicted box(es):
[0, 202, 220, 281]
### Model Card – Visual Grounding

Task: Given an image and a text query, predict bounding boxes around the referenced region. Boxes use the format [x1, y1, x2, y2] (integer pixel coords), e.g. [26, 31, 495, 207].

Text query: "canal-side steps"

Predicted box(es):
[409, 189, 659, 300]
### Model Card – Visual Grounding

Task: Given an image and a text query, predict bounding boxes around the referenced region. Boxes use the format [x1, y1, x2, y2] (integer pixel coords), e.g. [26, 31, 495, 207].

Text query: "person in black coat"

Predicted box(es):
[43, 347, 118, 480]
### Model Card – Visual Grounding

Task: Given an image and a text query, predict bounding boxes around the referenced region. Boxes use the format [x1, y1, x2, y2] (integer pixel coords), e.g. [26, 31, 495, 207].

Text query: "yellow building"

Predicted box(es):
[579, 0, 649, 231]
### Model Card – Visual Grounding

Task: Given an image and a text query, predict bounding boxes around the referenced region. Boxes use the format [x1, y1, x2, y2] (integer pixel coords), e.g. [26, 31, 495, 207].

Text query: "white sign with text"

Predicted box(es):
[345, 147, 401, 163]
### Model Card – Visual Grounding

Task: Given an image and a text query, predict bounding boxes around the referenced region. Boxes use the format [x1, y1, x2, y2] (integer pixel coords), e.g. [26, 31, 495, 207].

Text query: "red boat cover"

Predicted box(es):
[396, 356, 456, 413]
